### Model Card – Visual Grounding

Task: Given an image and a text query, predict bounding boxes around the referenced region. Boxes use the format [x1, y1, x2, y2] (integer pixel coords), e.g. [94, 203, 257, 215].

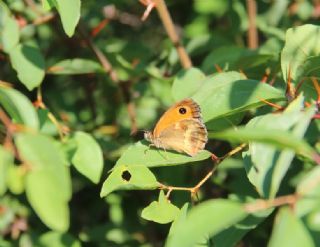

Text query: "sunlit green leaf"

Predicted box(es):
[55, 0, 81, 37]
[141, 191, 180, 224]
[48, 58, 104, 75]
[268, 207, 314, 247]
[15, 133, 71, 231]
[0, 146, 13, 196]
[211, 127, 314, 157]
[281, 24, 320, 84]
[296, 166, 320, 217]
[192, 72, 285, 122]
[242, 95, 316, 198]
[70, 131, 103, 183]
[115, 141, 212, 168]
[41, 0, 57, 11]
[6, 165, 25, 195]
[172, 68, 206, 101]
[206, 112, 245, 131]
[100, 165, 159, 197]
[213, 209, 273, 247]
[168, 203, 189, 237]
[9, 44, 45, 90]
[2, 15, 19, 52]
[0, 87, 39, 130]
[37, 231, 81, 247]
[166, 199, 247, 247]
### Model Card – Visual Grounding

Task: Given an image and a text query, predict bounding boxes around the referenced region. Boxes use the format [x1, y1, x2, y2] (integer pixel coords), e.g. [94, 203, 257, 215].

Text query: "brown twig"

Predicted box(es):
[246, 0, 258, 49]
[0, 107, 14, 133]
[311, 77, 320, 103]
[34, 87, 68, 140]
[80, 29, 119, 83]
[103, 5, 142, 28]
[244, 194, 298, 213]
[32, 13, 56, 25]
[78, 24, 138, 134]
[159, 143, 248, 198]
[154, 0, 192, 68]
[0, 107, 21, 159]
[258, 98, 284, 111]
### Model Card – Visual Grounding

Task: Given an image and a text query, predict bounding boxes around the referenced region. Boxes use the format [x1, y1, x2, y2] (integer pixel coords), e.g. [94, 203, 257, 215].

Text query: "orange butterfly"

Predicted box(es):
[144, 98, 208, 156]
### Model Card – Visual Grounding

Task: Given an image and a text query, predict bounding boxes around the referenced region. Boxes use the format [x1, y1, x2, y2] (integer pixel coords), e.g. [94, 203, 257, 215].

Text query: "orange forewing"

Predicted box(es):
[145, 98, 208, 156]
[153, 99, 201, 137]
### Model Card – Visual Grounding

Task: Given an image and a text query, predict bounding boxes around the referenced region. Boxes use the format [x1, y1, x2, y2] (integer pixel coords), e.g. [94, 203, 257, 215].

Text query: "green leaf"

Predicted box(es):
[211, 127, 314, 157]
[201, 47, 275, 77]
[115, 141, 212, 168]
[242, 95, 316, 198]
[37, 231, 81, 247]
[206, 112, 245, 131]
[71, 131, 104, 184]
[0, 1, 10, 29]
[15, 133, 71, 231]
[194, 0, 228, 16]
[165, 199, 247, 247]
[2, 15, 19, 52]
[171, 68, 206, 101]
[168, 203, 189, 237]
[212, 209, 273, 247]
[191, 72, 285, 122]
[281, 24, 320, 84]
[9, 44, 45, 90]
[0, 87, 39, 130]
[48, 58, 104, 75]
[100, 165, 159, 197]
[141, 191, 180, 224]
[296, 166, 320, 217]
[201, 46, 245, 73]
[41, 0, 57, 11]
[306, 208, 320, 232]
[26, 170, 70, 231]
[268, 207, 314, 247]
[6, 165, 25, 195]
[55, 0, 81, 37]
[0, 146, 13, 196]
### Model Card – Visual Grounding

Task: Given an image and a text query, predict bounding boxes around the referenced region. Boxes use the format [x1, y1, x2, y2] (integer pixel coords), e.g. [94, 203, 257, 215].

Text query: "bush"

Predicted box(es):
[0, 0, 320, 246]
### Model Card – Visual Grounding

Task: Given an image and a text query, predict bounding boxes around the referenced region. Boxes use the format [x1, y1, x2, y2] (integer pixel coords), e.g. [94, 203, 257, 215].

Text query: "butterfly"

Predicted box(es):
[144, 98, 208, 156]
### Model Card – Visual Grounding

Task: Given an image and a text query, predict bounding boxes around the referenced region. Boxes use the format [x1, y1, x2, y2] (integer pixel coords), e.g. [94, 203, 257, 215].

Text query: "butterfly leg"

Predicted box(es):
[144, 143, 156, 155]
[158, 144, 169, 160]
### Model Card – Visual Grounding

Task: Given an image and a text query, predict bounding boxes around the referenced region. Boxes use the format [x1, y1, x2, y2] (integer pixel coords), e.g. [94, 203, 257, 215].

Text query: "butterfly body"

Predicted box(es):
[144, 98, 207, 156]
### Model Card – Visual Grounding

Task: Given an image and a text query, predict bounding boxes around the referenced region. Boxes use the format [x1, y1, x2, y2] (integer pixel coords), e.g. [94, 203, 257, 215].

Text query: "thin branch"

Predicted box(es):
[244, 194, 298, 213]
[79, 25, 119, 83]
[34, 87, 68, 140]
[32, 13, 56, 25]
[258, 98, 284, 110]
[78, 24, 138, 134]
[246, 0, 258, 49]
[103, 5, 142, 28]
[0, 107, 21, 159]
[311, 77, 320, 103]
[159, 143, 248, 197]
[154, 0, 192, 68]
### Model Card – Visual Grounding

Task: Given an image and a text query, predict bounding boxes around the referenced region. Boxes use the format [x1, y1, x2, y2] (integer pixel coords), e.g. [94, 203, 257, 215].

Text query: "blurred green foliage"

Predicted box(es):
[1, 0, 320, 246]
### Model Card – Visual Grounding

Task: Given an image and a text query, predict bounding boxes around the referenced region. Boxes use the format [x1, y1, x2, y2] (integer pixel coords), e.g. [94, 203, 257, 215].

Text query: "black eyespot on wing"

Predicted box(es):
[179, 107, 187, 114]
[121, 170, 131, 181]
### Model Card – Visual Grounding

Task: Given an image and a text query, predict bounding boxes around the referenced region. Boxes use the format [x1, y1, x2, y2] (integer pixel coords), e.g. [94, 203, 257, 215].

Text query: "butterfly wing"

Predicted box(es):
[153, 98, 202, 137]
[156, 119, 208, 156]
